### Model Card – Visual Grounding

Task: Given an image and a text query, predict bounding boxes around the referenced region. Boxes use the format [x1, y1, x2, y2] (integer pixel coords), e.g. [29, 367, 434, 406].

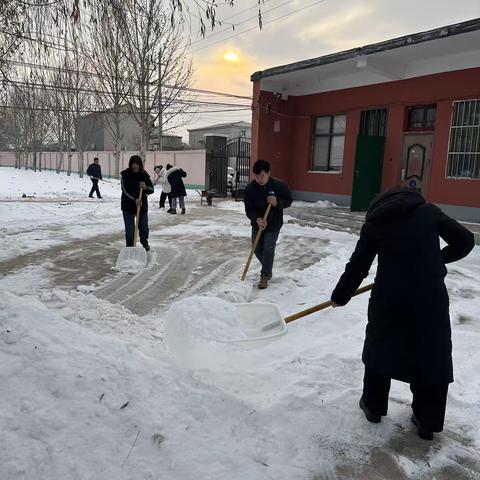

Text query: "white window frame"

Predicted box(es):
[446, 99, 480, 180]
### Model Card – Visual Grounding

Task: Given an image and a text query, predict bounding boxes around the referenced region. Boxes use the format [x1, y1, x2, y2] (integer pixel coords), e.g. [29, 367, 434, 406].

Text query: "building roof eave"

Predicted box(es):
[251, 17, 480, 82]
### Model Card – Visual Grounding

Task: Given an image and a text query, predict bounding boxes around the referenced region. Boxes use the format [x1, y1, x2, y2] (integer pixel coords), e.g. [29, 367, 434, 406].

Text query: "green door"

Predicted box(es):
[351, 135, 385, 212]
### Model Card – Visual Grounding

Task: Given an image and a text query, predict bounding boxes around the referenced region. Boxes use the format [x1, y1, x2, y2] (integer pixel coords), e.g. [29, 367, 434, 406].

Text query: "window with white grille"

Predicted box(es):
[447, 100, 480, 179]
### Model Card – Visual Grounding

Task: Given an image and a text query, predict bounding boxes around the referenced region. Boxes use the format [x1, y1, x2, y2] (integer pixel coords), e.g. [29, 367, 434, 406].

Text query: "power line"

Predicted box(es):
[219, 0, 273, 23]
[2, 77, 252, 108]
[4, 59, 252, 100]
[0, 104, 252, 115]
[192, 0, 327, 53]
[190, 0, 295, 46]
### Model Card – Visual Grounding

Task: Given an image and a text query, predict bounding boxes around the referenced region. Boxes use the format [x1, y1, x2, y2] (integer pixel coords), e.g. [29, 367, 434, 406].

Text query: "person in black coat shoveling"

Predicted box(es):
[244, 159, 293, 289]
[121, 155, 154, 251]
[331, 187, 475, 440]
[166, 164, 187, 214]
[86, 157, 103, 199]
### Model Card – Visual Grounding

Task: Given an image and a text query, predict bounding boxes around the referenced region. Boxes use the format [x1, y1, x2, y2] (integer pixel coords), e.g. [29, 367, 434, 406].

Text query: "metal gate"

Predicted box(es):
[205, 137, 251, 201]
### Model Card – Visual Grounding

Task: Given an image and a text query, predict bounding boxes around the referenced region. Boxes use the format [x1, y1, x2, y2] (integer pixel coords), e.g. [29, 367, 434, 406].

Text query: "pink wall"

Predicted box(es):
[0, 150, 207, 188]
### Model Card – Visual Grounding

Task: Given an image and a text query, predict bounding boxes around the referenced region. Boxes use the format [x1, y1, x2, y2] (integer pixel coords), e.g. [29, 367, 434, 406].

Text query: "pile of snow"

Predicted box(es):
[313, 199, 338, 208]
[165, 296, 247, 368]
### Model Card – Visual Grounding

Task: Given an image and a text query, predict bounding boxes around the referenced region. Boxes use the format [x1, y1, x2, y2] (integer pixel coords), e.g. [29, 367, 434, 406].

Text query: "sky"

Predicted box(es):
[178, 0, 480, 140]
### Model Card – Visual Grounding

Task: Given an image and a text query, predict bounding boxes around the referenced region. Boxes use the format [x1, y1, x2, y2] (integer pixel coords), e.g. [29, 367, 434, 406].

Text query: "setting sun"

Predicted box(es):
[223, 51, 240, 63]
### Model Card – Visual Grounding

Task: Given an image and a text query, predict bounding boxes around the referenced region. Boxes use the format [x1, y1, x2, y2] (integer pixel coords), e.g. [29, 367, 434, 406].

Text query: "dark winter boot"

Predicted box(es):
[181, 208, 186, 215]
[258, 274, 269, 290]
[168, 209, 177, 214]
[411, 414, 434, 440]
[142, 243, 150, 252]
[359, 396, 381, 423]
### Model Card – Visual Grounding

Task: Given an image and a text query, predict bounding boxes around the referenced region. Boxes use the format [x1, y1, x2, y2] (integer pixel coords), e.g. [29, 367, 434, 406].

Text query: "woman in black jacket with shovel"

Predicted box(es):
[331, 187, 474, 440]
[121, 155, 154, 250]
[166, 164, 187, 214]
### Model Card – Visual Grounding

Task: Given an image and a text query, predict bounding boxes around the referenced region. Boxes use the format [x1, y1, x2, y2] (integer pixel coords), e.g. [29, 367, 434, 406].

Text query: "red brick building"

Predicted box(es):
[251, 19, 480, 222]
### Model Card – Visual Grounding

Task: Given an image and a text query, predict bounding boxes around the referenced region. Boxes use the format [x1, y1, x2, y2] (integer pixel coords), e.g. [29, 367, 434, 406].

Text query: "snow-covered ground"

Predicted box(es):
[1, 167, 479, 479]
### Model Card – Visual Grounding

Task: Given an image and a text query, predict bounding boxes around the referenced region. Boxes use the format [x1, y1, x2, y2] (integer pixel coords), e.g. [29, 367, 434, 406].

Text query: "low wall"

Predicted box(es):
[0, 150, 207, 189]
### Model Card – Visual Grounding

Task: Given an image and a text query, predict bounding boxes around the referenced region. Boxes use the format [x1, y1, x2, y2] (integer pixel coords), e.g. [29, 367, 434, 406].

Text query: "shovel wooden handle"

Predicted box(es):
[241, 203, 272, 281]
[133, 188, 144, 246]
[285, 283, 374, 324]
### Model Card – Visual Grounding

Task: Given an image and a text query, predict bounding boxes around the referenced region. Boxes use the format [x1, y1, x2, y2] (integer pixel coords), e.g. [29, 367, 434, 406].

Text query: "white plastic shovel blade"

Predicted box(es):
[226, 303, 287, 348]
[116, 246, 147, 272]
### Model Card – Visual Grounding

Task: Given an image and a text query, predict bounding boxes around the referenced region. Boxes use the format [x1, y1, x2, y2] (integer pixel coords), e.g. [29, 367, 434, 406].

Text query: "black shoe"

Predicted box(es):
[359, 396, 381, 423]
[98, 196, 103, 199]
[142, 244, 150, 252]
[411, 414, 434, 440]
[88, 195, 93, 198]
[181, 208, 186, 215]
[168, 209, 177, 214]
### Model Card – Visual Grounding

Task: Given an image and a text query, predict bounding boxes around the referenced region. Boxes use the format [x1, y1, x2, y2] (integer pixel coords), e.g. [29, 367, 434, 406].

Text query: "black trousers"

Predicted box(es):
[251, 227, 280, 276]
[122, 211, 149, 247]
[362, 367, 449, 432]
[89, 179, 101, 198]
[159, 191, 172, 208]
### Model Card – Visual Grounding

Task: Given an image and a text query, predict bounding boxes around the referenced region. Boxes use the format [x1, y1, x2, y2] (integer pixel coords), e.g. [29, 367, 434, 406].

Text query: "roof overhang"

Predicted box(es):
[251, 18, 480, 96]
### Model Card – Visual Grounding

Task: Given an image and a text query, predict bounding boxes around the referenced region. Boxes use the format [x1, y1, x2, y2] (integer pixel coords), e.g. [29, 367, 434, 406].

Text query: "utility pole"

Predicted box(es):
[158, 48, 163, 151]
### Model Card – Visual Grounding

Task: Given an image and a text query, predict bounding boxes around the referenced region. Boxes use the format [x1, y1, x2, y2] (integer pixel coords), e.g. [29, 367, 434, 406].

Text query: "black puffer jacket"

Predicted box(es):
[167, 167, 187, 198]
[331, 187, 475, 385]
[244, 177, 292, 232]
[87, 163, 102, 180]
[120, 168, 154, 214]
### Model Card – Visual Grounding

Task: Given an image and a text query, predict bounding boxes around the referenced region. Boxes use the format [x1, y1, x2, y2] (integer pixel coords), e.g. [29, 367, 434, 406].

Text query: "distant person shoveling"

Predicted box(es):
[116, 155, 154, 272]
[86, 157, 103, 199]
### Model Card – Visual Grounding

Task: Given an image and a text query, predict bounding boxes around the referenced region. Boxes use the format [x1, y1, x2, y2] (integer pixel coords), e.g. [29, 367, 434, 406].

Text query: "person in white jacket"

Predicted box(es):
[154, 165, 172, 210]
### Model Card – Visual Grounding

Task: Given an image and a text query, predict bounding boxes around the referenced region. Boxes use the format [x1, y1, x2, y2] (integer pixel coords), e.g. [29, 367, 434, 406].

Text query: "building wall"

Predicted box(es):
[77, 115, 105, 150]
[150, 136, 184, 151]
[189, 125, 251, 149]
[252, 67, 480, 212]
[104, 115, 143, 151]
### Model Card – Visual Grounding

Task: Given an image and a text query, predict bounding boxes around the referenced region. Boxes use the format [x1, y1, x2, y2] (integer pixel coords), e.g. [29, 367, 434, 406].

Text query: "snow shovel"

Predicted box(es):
[90, 177, 113, 184]
[116, 188, 147, 272]
[241, 203, 272, 281]
[227, 283, 374, 347]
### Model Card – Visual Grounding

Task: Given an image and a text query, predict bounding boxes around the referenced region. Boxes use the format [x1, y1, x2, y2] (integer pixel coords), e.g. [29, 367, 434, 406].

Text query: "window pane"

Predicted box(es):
[313, 136, 329, 170]
[329, 135, 345, 170]
[410, 108, 424, 129]
[315, 117, 331, 135]
[468, 100, 480, 126]
[333, 115, 346, 134]
[426, 107, 436, 128]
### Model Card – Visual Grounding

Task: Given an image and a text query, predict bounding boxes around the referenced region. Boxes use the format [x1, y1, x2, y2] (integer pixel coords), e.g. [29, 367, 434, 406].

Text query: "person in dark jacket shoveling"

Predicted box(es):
[121, 155, 154, 251]
[331, 187, 475, 440]
[86, 157, 103, 199]
[166, 164, 187, 214]
[244, 159, 293, 289]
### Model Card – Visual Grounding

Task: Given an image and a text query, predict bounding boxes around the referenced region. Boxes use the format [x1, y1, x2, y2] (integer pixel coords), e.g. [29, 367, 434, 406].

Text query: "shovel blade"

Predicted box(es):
[116, 246, 147, 272]
[225, 303, 287, 348]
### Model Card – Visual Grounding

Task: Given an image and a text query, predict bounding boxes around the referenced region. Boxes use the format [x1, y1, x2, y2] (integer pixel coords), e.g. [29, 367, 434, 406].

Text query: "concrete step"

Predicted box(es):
[287, 206, 364, 234]
[288, 207, 480, 246]
[286, 217, 359, 234]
